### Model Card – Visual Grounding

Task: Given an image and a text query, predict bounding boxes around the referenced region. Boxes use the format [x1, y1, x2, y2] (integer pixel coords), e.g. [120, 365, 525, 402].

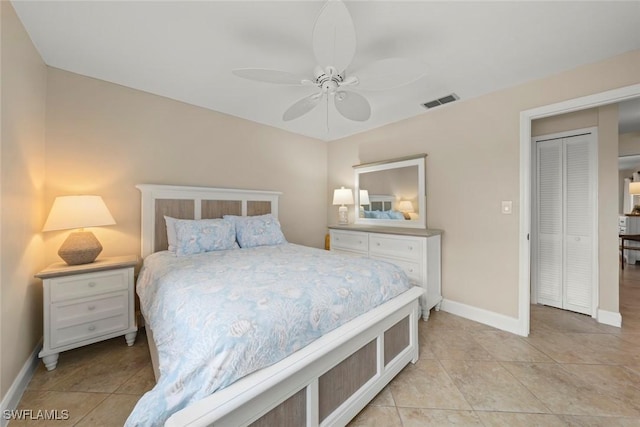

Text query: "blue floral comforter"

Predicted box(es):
[125, 243, 411, 426]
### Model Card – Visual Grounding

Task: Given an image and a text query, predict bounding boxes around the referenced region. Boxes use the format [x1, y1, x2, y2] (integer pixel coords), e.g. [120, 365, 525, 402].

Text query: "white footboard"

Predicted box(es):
[164, 286, 423, 427]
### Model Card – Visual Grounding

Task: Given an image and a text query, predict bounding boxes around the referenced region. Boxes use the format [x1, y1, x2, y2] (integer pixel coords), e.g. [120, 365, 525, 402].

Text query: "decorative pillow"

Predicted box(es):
[224, 214, 287, 248]
[173, 218, 236, 256]
[388, 210, 405, 220]
[164, 216, 178, 253]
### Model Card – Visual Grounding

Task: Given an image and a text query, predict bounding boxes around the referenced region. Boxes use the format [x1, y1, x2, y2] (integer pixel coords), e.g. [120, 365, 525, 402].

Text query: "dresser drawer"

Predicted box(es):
[372, 256, 422, 284]
[331, 230, 369, 253]
[50, 269, 129, 302]
[51, 313, 129, 349]
[369, 234, 423, 262]
[52, 292, 128, 328]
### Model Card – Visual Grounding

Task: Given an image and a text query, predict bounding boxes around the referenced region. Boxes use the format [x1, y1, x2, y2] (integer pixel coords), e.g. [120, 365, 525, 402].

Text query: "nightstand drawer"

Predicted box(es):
[52, 292, 128, 328]
[51, 313, 129, 349]
[331, 230, 369, 253]
[50, 270, 128, 302]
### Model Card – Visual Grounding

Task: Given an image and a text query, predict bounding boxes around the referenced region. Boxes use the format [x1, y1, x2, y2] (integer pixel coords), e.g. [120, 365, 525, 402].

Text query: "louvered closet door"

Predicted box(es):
[563, 134, 593, 315]
[536, 140, 563, 309]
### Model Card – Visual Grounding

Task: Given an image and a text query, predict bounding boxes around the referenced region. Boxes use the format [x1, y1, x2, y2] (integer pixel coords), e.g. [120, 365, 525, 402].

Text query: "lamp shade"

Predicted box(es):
[332, 187, 354, 205]
[398, 200, 415, 213]
[359, 189, 370, 205]
[631, 182, 640, 195]
[43, 195, 116, 232]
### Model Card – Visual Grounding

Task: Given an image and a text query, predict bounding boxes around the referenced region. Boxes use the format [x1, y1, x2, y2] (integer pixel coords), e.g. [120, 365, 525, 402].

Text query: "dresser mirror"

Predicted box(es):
[354, 154, 426, 229]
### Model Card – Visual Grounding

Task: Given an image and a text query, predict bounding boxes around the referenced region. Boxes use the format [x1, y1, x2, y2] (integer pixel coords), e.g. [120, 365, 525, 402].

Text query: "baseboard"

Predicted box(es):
[0, 339, 42, 427]
[597, 309, 622, 328]
[439, 299, 521, 335]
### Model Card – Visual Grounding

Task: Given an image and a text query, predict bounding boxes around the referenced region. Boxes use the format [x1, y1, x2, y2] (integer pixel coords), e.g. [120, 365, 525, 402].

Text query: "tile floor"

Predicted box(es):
[11, 264, 640, 426]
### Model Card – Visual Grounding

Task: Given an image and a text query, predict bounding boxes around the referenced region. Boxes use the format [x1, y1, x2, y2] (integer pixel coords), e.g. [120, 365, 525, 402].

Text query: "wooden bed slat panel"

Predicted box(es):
[384, 316, 410, 366]
[248, 200, 272, 216]
[248, 388, 306, 427]
[202, 200, 241, 219]
[154, 199, 195, 252]
[318, 339, 377, 422]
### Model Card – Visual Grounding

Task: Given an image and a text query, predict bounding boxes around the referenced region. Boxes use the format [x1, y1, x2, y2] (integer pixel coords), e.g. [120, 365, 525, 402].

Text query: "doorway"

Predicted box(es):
[518, 83, 640, 337]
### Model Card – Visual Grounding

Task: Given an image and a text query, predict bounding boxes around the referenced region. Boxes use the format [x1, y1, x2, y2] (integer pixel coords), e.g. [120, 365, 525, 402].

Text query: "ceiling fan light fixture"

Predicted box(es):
[232, 0, 428, 124]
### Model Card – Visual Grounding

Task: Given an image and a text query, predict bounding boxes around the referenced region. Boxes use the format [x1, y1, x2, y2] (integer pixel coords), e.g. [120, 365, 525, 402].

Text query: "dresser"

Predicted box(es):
[36, 255, 139, 370]
[329, 225, 443, 320]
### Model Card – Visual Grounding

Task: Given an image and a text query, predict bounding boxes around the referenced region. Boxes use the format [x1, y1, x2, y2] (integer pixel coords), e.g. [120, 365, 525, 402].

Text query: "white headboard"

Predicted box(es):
[136, 184, 282, 258]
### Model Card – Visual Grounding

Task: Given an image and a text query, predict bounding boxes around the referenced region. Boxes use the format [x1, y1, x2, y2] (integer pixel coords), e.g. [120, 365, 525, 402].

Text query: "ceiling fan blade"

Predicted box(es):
[232, 68, 307, 85]
[283, 93, 323, 121]
[334, 90, 371, 122]
[352, 58, 427, 91]
[312, 0, 356, 73]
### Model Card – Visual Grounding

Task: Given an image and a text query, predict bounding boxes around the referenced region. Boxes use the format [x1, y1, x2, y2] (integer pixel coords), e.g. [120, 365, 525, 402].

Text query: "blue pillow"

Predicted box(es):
[224, 214, 287, 248]
[173, 218, 236, 256]
[388, 210, 405, 220]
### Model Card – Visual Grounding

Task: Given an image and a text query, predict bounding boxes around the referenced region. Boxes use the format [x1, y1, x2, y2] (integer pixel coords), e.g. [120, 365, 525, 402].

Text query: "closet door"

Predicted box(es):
[536, 140, 563, 309]
[534, 130, 596, 316]
[563, 134, 594, 315]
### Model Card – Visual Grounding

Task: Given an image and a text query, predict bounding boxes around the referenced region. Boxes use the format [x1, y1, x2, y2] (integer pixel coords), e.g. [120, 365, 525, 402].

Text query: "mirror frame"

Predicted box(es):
[354, 154, 427, 229]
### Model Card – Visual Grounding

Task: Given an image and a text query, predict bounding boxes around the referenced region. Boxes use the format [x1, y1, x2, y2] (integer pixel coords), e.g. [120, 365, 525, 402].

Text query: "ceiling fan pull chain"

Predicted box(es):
[326, 95, 330, 132]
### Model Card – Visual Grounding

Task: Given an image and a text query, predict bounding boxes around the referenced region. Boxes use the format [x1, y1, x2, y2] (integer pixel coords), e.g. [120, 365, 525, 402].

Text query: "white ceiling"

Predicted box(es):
[12, 0, 640, 141]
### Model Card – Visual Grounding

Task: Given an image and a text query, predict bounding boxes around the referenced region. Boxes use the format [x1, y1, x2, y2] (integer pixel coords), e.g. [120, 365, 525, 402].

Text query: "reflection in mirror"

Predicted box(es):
[354, 155, 426, 229]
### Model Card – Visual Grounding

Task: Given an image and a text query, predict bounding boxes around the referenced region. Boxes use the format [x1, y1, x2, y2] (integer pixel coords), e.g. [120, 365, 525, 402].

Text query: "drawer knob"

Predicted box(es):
[88, 305, 96, 311]
[88, 282, 97, 288]
[376, 242, 380, 246]
[408, 246, 413, 250]
[359, 240, 362, 244]
[88, 325, 96, 332]
[409, 268, 414, 272]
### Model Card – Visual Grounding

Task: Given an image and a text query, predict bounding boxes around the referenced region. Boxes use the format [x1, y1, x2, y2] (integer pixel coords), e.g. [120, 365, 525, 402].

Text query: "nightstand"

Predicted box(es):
[36, 255, 139, 370]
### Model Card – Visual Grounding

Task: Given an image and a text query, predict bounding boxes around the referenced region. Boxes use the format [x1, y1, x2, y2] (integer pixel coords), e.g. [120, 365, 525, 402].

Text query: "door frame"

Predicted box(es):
[518, 83, 640, 336]
[530, 128, 599, 316]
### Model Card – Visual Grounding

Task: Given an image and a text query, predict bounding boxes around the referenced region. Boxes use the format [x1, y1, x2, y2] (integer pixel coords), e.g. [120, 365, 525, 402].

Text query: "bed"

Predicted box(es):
[130, 184, 424, 427]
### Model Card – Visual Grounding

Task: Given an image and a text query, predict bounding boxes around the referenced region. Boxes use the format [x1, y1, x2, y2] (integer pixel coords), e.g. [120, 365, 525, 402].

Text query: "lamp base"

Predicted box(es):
[58, 231, 103, 265]
[338, 205, 349, 225]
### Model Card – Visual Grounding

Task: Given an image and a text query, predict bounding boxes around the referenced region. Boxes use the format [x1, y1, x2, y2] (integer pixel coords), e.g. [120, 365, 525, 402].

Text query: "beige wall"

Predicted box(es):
[328, 49, 640, 318]
[44, 68, 328, 265]
[0, 2, 47, 398]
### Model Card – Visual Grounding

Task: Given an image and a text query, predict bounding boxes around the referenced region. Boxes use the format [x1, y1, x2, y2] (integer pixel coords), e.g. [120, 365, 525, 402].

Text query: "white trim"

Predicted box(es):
[519, 83, 640, 337]
[439, 299, 520, 335]
[0, 339, 42, 427]
[597, 309, 622, 328]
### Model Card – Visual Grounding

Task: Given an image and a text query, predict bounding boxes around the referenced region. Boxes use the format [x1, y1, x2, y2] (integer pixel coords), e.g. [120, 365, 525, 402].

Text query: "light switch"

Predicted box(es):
[502, 201, 513, 214]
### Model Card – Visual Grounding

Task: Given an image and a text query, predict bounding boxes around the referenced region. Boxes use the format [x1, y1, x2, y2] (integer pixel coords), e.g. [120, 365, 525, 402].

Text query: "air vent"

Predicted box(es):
[422, 93, 459, 109]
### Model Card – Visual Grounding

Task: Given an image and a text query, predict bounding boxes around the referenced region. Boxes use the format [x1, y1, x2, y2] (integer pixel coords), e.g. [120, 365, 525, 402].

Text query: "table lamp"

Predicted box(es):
[43, 195, 116, 265]
[333, 187, 354, 225]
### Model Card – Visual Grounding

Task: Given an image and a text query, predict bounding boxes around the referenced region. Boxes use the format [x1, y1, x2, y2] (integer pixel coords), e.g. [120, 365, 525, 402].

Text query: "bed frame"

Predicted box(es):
[136, 184, 423, 427]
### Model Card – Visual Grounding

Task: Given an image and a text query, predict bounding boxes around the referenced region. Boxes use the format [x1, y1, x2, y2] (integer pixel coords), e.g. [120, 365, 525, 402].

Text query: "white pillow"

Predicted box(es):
[164, 216, 178, 253]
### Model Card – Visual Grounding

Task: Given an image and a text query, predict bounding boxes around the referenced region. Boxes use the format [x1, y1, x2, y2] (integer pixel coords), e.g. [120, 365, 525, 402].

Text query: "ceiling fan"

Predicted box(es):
[232, 0, 426, 123]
